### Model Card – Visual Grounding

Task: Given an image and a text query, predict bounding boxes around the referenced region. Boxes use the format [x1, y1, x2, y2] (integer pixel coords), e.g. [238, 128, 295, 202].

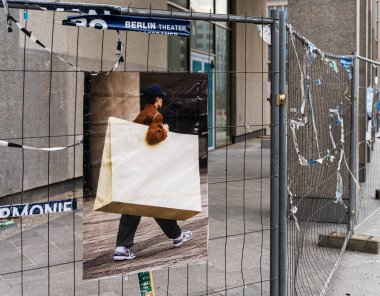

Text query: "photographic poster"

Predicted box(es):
[83, 72, 208, 280]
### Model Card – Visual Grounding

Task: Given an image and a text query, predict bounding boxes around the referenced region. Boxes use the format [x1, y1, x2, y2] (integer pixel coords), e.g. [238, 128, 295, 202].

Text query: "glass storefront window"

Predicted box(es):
[191, 21, 214, 54]
[215, 0, 228, 14]
[268, 5, 275, 16]
[190, 0, 213, 12]
[215, 26, 230, 147]
[168, 36, 189, 71]
[168, 5, 189, 72]
[169, 0, 231, 147]
[215, 0, 229, 28]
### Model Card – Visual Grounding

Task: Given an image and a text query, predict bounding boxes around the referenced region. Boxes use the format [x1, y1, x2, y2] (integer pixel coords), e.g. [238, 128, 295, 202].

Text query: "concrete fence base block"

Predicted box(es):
[318, 232, 380, 254]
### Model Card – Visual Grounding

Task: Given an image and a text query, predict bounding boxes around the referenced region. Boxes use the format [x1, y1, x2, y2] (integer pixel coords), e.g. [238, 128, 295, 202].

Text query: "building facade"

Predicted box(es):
[288, 0, 378, 182]
[0, 0, 270, 198]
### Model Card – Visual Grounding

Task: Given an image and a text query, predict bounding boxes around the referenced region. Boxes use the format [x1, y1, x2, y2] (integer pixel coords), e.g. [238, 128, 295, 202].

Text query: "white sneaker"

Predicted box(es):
[173, 231, 192, 247]
[113, 246, 136, 261]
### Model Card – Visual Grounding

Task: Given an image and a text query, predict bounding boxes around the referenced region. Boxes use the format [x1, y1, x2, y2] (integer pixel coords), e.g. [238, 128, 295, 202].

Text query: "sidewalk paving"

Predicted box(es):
[327, 209, 380, 296]
[1, 137, 379, 295]
[0, 139, 272, 296]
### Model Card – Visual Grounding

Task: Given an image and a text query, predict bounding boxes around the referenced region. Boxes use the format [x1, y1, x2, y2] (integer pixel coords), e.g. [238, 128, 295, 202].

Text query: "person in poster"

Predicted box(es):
[114, 84, 192, 261]
[83, 72, 208, 280]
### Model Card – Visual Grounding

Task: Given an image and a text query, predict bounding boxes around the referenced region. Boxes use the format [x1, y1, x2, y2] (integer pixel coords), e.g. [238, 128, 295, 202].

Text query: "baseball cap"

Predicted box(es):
[147, 84, 167, 99]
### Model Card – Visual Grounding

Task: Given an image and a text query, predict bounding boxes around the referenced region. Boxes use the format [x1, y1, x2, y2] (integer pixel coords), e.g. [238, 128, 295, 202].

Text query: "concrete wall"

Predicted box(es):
[0, 0, 271, 197]
[230, 0, 271, 138]
[289, 0, 356, 55]
[376, 0, 380, 61]
[0, 0, 167, 198]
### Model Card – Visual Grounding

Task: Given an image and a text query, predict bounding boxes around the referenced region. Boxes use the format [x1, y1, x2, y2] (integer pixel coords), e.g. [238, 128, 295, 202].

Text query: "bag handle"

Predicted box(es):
[144, 112, 160, 126]
[152, 113, 159, 122]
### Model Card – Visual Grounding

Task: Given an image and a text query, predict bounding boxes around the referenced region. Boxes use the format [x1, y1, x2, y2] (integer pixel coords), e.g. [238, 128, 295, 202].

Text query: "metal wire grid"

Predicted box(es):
[356, 136, 380, 227]
[0, 7, 276, 296]
[355, 59, 380, 228]
[286, 34, 353, 296]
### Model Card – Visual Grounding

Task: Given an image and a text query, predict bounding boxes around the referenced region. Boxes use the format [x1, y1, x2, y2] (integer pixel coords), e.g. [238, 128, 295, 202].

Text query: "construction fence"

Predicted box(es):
[0, 2, 379, 296]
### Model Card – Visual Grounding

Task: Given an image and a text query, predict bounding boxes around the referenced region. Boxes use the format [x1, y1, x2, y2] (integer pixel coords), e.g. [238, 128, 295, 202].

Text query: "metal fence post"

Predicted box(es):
[278, 11, 287, 296]
[270, 9, 280, 296]
[349, 53, 358, 233]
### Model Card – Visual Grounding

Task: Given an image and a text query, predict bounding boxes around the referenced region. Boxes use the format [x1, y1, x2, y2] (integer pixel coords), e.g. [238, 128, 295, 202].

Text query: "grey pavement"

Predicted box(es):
[0, 139, 271, 296]
[1, 138, 379, 295]
[327, 209, 380, 296]
[326, 133, 380, 295]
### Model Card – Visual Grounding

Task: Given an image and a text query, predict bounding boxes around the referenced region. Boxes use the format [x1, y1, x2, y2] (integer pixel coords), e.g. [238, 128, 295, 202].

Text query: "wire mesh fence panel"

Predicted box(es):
[0, 3, 277, 296]
[4, 3, 378, 296]
[355, 58, 380, 228]
[286, 31, 353, 296]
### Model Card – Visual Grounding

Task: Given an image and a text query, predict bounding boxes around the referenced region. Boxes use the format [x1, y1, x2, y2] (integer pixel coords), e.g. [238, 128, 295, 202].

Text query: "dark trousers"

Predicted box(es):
[116, 214, 182, 248]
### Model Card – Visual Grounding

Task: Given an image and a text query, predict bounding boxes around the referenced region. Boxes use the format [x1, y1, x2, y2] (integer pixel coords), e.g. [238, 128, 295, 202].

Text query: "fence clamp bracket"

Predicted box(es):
[276, 94, 287, 106]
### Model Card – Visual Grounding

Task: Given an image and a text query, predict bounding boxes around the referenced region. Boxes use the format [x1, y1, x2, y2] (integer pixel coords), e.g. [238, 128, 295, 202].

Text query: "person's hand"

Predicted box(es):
[163, 124, 169, 132]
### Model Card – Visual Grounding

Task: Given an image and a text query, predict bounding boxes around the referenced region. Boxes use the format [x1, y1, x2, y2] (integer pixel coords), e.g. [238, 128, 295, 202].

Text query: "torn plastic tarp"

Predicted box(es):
[314, 149, 335, 164]
[1, 0, 12, 31]
[329, 107, 343, 149]
[1, 0, 9, 16]
[306, 47, 317, 65]
[323, 58, 339, 73]
[257, 25, 271, 45]
[289, 35, 323, 165]
[289, 105, 338, 167]
[287, 181, 300, 232]
[332, 105, 347, 207]
[341, 57, 353, 69]
[329, 105, 359, 206]
[341, 57, 353, 80]
[0, 136, 83, 151]
[289, 118, 309, 166]
[306, 76, 322, 159]
[335, 172, 345, 206]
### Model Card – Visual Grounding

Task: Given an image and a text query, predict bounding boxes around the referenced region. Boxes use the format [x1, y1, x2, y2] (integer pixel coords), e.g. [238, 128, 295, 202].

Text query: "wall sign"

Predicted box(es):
[0, 199, 77, 218]
[63, 15, 191, 37]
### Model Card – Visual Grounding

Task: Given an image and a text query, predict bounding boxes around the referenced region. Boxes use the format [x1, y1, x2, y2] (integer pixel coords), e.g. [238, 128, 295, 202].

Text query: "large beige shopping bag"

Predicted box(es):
[94, 117, 202, 220]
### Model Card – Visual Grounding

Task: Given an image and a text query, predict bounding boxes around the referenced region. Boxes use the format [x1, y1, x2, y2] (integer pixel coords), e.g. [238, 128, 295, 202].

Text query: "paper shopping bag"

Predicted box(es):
[94, 117, 202, 220]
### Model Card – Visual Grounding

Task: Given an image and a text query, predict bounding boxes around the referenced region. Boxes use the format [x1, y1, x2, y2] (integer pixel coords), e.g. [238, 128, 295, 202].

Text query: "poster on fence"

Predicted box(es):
[82, 72, 208, 280]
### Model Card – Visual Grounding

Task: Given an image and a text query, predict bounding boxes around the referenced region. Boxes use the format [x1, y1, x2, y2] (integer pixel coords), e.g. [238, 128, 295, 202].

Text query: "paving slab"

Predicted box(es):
[327, 209, 380, 296]
[2, 137, 377, 295]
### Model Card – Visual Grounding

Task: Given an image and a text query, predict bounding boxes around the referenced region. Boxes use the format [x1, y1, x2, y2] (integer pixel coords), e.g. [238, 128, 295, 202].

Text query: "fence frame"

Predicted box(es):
[4, 1, 378, 294]
[278, 10, 287, 296]
[270, 9, 280, 296]
[349, 53, 358, 233]
[0, 1, 287, 295]
[3, 0, 274, 24]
